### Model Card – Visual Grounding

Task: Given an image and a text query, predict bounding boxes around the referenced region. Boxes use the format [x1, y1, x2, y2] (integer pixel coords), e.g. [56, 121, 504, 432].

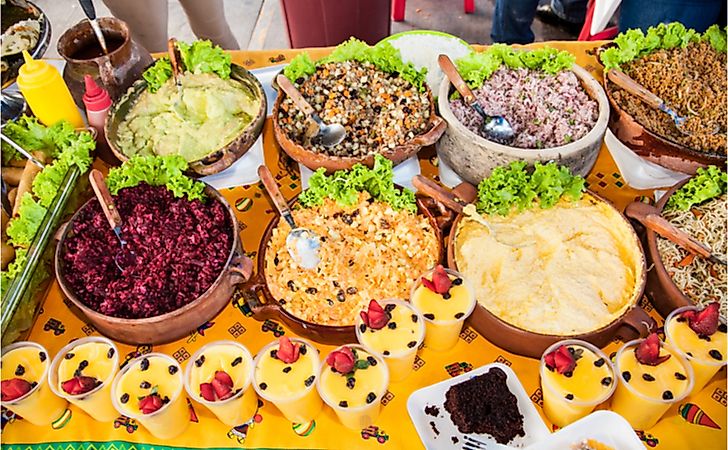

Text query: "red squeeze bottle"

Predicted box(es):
[82, 75, 118, 164]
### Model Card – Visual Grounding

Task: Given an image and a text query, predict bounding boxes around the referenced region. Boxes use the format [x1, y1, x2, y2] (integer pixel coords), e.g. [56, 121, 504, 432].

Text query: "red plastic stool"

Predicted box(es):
[392, 0, 475, 22]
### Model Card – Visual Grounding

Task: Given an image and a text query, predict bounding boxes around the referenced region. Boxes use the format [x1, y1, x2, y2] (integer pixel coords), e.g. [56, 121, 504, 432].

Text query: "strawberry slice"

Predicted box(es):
[277, 336, 300, 363]
[543, 345, 576, 374]
[199, 382, 216, 402]
[61, 376, 100, 395]
[214, 370, 234, 388]
[139, 393, 164, 414]
[325, 346, 355, 374]
[686, 302, 720, 336]
[1, 378, 33, 401]
[422, 265, 452, 295]
[635, 333, 671, 366]
[359, 300, 389, 330]
[211, 377, 233, 401]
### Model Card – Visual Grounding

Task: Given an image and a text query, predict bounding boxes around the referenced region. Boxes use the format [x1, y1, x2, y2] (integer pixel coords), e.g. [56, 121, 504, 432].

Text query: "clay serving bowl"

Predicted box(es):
[429, 183, 652, 359]
[596, 44, 725, 174]
[271, 72, 447, 173]
[240, 192, 445, 345]
[105, 63, 267, 176]
[436, 63, 608, 186]
[55, 185, 253, 345]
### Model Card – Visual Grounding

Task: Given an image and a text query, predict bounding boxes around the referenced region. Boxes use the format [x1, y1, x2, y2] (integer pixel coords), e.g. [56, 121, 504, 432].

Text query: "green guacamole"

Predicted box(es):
[116, 73, 260, 162]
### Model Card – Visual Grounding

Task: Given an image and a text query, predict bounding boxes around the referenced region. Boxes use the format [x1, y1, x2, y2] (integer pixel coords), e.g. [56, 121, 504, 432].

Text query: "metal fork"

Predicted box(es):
[462, 435, 490, 449]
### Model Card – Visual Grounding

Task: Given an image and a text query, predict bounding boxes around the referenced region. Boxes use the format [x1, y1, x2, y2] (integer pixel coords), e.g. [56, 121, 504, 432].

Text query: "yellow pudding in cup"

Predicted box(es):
[112, 353, 189, 439]
[411, 266, 476, 351]
[48, 337, 119, 422]
[317, 344, 388, 430]
[539, 340, 616, 427]
[664, 303, 726, 395]
[253, 337, 322, 423]
[1, 342, 67, 426]
[185, 341, 257, 427]
[610, 335, 693, 430]
[355, 299, 425, 382]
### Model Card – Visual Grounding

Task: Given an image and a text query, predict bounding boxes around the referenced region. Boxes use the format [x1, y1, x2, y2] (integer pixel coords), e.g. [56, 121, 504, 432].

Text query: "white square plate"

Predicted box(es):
[525, 410, 643, 450]
[407, 363, 550, 449]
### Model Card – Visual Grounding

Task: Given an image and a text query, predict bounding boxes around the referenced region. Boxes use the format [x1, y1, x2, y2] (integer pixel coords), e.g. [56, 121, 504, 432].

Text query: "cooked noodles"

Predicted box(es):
[657, 195, 727, 314]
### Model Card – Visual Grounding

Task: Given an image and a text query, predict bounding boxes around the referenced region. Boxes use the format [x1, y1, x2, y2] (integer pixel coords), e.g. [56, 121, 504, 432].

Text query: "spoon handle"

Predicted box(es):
[258, 165, 296, 229]
[276, 74, 315, 117]
[438, 54, 476, 104]
[78, 0, 96, 19]
[412, 175, 466, 214]
[89, 169, 123, 232]
[167, 38, 182, 84]
[607, 69, 663, 110]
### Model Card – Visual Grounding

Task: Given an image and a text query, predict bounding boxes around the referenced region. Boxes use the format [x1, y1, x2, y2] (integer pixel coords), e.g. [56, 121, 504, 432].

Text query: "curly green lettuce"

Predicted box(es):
[476, 161, 585, 216]
[456, 45, 576, 89]
[106, 155, 207, 202]
[667, 166, 727, 211]
[1, 116, 79, 164]
[298, 154, 416, 212]
[142, 39, 231, 93]
[1, 248, 27, 298]
[283, 38, 428, 92]
[6, 194, 47, 248]
[600, 22, 725, 70]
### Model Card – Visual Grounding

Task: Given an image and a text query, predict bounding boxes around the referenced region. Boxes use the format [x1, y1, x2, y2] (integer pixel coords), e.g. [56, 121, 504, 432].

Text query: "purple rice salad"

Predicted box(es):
[450, 46, 598, 149]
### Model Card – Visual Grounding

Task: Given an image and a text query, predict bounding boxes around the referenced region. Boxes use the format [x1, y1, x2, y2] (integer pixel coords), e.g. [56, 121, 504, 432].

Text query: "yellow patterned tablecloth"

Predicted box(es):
[2, 42, 726, 450]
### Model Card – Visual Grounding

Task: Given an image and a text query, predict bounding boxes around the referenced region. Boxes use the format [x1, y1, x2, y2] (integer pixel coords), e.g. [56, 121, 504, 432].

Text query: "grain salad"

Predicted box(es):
[264, 193, 439, 326]
[277, 60, 432, 157]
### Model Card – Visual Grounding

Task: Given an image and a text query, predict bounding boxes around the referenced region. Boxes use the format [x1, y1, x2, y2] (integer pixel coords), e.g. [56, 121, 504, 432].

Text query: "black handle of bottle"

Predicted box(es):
[79, 0, 97, 20]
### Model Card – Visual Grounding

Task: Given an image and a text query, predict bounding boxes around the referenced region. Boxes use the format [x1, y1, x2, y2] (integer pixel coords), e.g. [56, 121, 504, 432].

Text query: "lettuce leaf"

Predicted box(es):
[142, 40, 231, 93]
[456, 45, 575, 88]
[600, 22, 722, 70]
[1, 248, 27, 298]
[667, 166, 727, 211]
[298, 154, 416, 212]
[106, 155, 207, 202]
[6, 194, 47, 248]
[476, 161, 585, 216]
[284, 38, 427, 92]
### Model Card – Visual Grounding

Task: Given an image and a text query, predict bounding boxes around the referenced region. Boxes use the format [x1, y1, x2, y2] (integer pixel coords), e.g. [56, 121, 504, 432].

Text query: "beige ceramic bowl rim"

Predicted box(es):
[354, 299, 426, 359]
[316, 344, 389, 412]
[0, 341, 51, 405]
[183, 340, 255, 406]
[437, 63, 609, 157]
[409, 267, 477, 325]
[111, 352, 184, 420]
[664, 306, 727, 368]
[252, 337, 320, 403]
[538, 339, 616, 407]
[614, 338, 695, 404]
[48, 336, 120, 399]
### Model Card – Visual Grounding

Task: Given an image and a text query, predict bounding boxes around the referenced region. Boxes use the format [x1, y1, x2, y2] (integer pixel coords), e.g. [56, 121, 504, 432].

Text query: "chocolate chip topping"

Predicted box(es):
[442, 292, 452, 300]
[259, 382, 267, 390]
[195, 355, 205, 367]
[622, 371, 631, 382]
[140, 381, 151, 389]
[674, 372, 687, 381]
[282, 367, 292, 374]
[565, 393, 574, 400]
[107, 348, 115, 359]
[411, 314, 419, 323]
[168, 365, 178, 375]
[231, 357, 243, 367]
[710, 349, 723, 360]
[388, 322, 397, 330]
[65, 353, 75, 360]
[359, 324, 366, 333]
[346, 377, 356, 390]
[453, 278, 463, 286]
[642, 373, 655, 382]
[662, 390, 673, 400]
[601, 376, 612, 386]
[594, 358, 605, 367]
[719, 323, 727, 333]
[407, 341, 417, 348]
[563, 371, 573, 378]
[304, 375, 315, 387]
[454, 312, 464, 319]
[299, 344, 308, 355]
[424, 313, 435, 320]
[339, 400, 348, 408]
[39, 351, 47, 362]
[367, 356, 378, 366]
[120, 393, 129, 404]
[14, 364, 24, 376]
[140, 358, 150, 371]
[366, 392, 376, 404]
[270, 350, 278, 359]
[383, 350, 390, 356]
[384, 304, 396, 313]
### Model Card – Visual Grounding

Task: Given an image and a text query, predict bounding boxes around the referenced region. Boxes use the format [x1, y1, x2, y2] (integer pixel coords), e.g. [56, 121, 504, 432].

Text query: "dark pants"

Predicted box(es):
[491, 0, 587, 44]
[619, 0, 726, 32]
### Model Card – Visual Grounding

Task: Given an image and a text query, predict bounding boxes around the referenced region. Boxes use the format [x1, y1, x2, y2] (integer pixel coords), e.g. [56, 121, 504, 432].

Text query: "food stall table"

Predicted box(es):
[2, 42, 725, 450]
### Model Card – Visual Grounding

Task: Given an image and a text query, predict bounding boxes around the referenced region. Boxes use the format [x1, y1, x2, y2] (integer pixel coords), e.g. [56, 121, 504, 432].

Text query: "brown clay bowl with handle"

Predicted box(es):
[238, 189, 446, 345]
[596, 45, 725, 175]
[271, 71, 447, 173]
[55, 184, 253, 345]
[413, 176, 653, 359]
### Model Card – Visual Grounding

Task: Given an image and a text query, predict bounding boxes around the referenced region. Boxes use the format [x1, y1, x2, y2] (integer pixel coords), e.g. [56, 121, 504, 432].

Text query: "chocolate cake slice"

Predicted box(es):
[443, 367, 525, 444]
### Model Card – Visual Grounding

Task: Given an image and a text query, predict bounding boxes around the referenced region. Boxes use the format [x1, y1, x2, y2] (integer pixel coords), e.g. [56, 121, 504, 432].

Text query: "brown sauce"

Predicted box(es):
[71, 35, 125, 60]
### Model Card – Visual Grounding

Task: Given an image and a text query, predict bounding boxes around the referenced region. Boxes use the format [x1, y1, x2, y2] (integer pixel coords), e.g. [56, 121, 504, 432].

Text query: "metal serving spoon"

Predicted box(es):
[275, 74, 346, 148]
[89, 169, 137, 271]
[0, 129, 45, 168]
[78, 0, 108, 55]
[258, 165, 321, 270]
[438, 54, 514, 144]
[607, 69, 718, 137]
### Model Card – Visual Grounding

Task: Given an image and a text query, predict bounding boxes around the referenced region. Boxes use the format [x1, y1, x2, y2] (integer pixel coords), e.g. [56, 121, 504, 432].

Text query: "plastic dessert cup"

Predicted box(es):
[539, 339, 616, 427]
[355, 299, 425, 382]
[410, 267, 476, 351]
[664, 305, 727, 395]
[184, 341, 258, 427]
[48, 336, 119, 422]
[1, 341, 68, 426]
[317, 344, 389, 430]
[112, 353, 189, 439]
[610, 339, 694, 430]
[253, 338, 322, 423]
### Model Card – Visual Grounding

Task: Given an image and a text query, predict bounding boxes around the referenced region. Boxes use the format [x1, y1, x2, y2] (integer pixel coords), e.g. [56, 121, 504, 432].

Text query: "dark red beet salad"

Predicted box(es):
[61, 183, 233, 319]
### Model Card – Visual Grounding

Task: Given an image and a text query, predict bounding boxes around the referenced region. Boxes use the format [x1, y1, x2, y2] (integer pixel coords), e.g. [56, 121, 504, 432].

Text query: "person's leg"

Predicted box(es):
[178, 0, 240, 49]
[101, 0, 168, 52]
[619, 0, 723, 32]
[549, 0, 588, 24]
[491, 0, 541, 44]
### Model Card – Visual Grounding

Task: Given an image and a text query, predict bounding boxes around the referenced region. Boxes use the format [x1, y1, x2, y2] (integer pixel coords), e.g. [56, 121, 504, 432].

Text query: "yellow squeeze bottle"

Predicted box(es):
[17, 51, 84, 128]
